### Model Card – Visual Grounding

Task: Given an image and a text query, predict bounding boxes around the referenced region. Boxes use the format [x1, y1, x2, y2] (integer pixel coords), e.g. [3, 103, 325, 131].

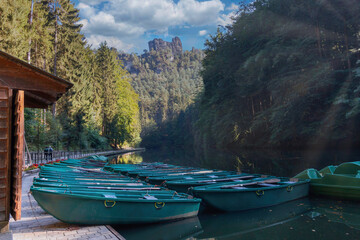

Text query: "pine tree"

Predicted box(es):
[0, 0, 31, 59]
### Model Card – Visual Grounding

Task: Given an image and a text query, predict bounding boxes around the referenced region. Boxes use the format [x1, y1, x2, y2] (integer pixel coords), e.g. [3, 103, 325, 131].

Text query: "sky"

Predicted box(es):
[71, 0, 245, 53]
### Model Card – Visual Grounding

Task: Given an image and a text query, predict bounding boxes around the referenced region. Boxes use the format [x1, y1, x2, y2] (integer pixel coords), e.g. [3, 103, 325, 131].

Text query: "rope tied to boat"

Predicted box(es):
[256, 190, 264, 197]
[104, 200, 116, 208]
[171, 191, 179, 199]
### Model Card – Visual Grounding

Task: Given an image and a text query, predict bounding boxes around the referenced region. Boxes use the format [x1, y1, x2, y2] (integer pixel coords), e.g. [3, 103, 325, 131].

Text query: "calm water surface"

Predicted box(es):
[110, 149, 360, 240]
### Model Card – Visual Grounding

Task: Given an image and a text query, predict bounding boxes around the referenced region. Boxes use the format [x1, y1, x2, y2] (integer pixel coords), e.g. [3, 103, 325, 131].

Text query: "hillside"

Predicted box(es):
[119, 37, 204, 136]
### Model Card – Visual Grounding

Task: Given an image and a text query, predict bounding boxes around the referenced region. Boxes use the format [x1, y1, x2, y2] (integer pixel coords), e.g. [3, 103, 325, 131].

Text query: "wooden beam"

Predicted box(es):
[0, 51, 72, 109]
[0, 51, 72, 90]
[25, 91, 56, 105]
[10, 90, 24, 221]
[0, 69, 68, 93]
[24, 93, 49, 109]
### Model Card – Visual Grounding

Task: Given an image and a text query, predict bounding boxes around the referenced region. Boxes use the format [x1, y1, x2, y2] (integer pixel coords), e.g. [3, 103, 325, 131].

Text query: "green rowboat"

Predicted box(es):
[191, 178, 309, 212]
[164, 173, 265, 193]
[294, 161, 360, 200]
[31, 186, 201, 225]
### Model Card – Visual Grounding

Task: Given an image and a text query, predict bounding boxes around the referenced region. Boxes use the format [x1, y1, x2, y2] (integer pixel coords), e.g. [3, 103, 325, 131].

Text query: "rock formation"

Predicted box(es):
[148, 37, 183, 55]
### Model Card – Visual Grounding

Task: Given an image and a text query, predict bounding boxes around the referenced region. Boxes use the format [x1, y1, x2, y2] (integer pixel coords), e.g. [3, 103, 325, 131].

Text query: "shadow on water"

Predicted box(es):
[195, 198, 360, 240]
[113, 216, 203, 240]
[135, 148, 360, 177]
[109, 148, 360, 239]
[112, 197, 360, 240]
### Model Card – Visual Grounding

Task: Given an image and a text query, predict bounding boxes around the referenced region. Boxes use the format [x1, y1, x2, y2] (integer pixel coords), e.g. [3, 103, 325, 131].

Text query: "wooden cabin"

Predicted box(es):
[0, 50, 72, 232]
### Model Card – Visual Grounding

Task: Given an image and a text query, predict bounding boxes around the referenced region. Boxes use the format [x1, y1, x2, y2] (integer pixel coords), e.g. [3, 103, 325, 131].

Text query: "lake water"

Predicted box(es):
[109, 148, 360, 240]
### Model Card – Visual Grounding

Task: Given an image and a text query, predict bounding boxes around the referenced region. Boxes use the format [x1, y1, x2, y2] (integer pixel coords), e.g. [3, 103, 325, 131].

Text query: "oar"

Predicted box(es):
[73, 178, 131, 182]
[88, 186, 162, 190]
[197, 175, 256, 183]
[220, 178, 281, 189]
[67, 166, 108, 174]
[168, 170, 216, 176]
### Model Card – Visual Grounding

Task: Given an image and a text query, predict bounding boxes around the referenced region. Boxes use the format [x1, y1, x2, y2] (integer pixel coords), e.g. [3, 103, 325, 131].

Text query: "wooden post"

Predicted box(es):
[0, 87, 10, 230]
[10, 90, 24, 220]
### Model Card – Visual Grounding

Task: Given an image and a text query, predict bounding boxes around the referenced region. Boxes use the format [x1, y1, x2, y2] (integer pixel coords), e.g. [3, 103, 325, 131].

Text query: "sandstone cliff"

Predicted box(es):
[148, 37, 183, 55]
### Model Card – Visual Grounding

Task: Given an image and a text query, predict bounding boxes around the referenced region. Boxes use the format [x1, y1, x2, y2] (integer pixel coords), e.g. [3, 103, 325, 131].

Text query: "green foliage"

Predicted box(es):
[95, 43, 141, 147]
[0, 0, 30, 59]
[193, 0, 360, 149]
[1, 0, 140, 150]
[119, 48, 204, 138]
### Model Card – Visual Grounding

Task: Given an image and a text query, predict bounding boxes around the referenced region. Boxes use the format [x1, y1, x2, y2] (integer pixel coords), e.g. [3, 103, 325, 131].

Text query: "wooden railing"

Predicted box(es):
[25, 149, 106, 166]
[24, 148, 145, 166]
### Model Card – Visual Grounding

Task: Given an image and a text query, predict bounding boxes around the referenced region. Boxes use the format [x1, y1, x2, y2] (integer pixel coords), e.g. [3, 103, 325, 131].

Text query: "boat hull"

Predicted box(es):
[295, 163, 360, 200]
[192, 182, 309, 212]
[31, 189, 200, 225]
[310, 184, 360, 200]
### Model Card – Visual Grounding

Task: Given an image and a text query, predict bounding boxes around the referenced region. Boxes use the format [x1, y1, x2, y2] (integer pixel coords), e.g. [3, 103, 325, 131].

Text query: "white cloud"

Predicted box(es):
[105, 0, 224, 30]
[199, 30, 207, 36]
[217, 11, 237, 27]
[77, 3, 96, 19]
[86, 35, 134, 52]
[77, 0, 226, 52]
[226, 3, 238, 11]
[177, 0, 225, 26]
[82, 11, 145, 38]
[78, 0, 106, 5]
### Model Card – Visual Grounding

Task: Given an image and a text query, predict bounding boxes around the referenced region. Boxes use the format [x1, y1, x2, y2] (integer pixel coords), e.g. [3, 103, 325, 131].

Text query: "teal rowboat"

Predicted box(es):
[146, 171, 236, 185]
[31, 186, 201, 225]
[165, 174, 265, 193]
[191, 178, 309, 212]
[294, 161, 360, 200]
[31, 156, 203, 225]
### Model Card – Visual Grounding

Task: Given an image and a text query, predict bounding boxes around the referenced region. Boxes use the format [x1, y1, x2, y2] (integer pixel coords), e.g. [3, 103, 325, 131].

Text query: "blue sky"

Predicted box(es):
[72, 0, 246, 53]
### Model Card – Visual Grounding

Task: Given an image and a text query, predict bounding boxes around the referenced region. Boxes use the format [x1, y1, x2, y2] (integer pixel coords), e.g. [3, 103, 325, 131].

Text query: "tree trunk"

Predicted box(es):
[52, 1, 58, 117]
[53, 1, 58, 76]
[343, 22, 352, 79]
[316, 20, 322, 58]
[52, 103, 56, 116]
[251, 97, 255, 117]
[27, 0, 34, 64]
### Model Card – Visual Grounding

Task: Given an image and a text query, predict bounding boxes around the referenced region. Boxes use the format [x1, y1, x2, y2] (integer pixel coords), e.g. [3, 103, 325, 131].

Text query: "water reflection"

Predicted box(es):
[310, 198, 360, 231]
[111, 149, 360, 239]
[112, 197, 360, 240]
[139, 148, 360, 177]
[108, 152, 143, 165]
[114, 216, 202, 240]
[197, 198, 311, 239]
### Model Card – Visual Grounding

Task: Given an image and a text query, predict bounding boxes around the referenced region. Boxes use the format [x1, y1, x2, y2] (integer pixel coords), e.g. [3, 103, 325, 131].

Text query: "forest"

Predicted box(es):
[119, 47, 203, 140]
[0, 0, 140, 150]
[158, 0, 360, 152]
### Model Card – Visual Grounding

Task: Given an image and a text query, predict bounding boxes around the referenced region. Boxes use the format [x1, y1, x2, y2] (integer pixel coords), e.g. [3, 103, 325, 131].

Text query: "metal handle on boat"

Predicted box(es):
[256, 190, 265, 197]
[64, 188, 72, 194]
[104, 200, 116, 208]
[154, 202, 165, 209]
[286, 185, 294, 192]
